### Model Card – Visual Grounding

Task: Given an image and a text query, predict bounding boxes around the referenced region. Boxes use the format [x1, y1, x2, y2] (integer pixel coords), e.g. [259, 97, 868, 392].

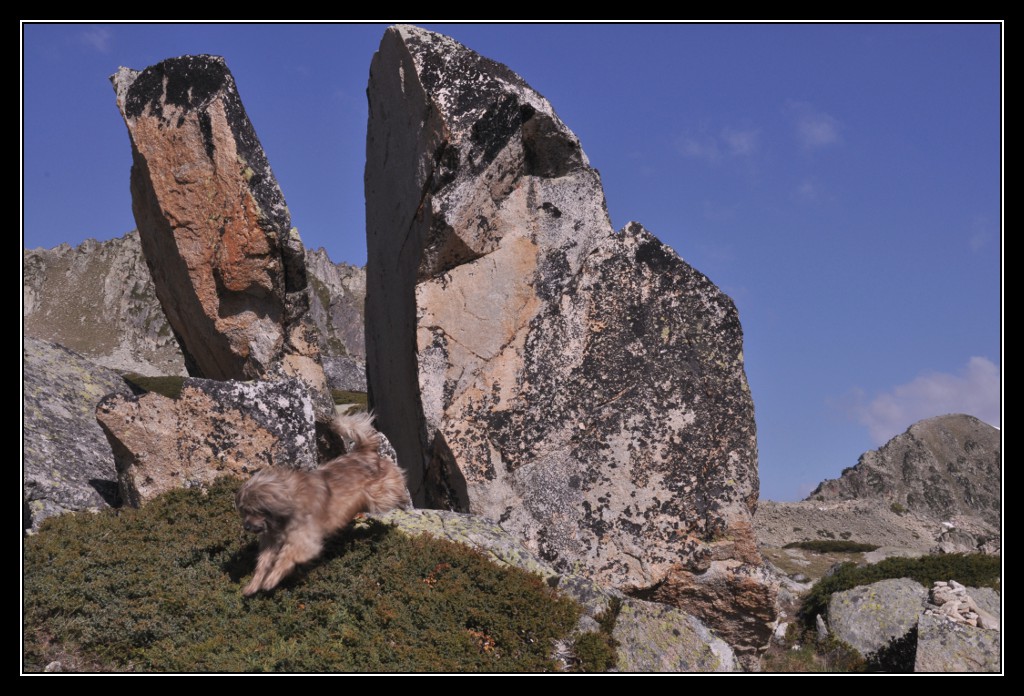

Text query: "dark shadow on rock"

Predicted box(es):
[866, 625, 918, 673]
[89, 478, 122, 508]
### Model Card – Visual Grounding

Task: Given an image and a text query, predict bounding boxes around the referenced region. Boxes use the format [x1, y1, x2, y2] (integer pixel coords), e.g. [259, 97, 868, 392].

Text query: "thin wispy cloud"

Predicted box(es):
[80, 28, 112, 53]
[676, 126, 758, 164]
[968, 215, 994, 253]
[721, 127, 759, 156]
[796, 178, 818, 200]
[787, 100, 841, 150]
[676, 134, 721, 163]
[843, 357, 1000, 444]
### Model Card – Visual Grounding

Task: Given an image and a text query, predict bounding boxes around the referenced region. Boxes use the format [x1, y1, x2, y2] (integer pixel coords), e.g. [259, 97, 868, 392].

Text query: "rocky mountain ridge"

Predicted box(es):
[756, 414, 1000, 556]
[808, 414, 1000, 529]
[24, 231, 368, 391]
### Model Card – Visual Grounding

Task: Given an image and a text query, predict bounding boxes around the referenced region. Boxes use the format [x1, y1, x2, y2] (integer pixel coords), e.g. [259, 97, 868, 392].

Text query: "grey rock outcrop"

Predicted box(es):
[305, 248, 368, 392]
[914, 612, 1000, 673]
[612, 599, 737, 672]
[96, 378, 318, 507]
[23, 337, 133, 531]
[25, 232, 369, 391]
[24, 233, 185, 377]
[827, 578, 928, 656]
[365, 25, 773, 650]
[111, 56, 332, 420]
[807, 415, 1001, 532]
[375, 508, 737, 671]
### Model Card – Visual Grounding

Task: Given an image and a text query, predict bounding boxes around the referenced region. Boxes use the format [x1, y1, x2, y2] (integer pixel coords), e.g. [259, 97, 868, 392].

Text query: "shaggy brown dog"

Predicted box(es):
[235, 411, 411, 596]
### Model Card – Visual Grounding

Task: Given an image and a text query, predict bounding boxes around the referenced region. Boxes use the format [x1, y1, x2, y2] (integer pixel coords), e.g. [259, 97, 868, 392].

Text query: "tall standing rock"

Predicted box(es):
[366, 25, 775, 650]
[111, 56, 331, 419]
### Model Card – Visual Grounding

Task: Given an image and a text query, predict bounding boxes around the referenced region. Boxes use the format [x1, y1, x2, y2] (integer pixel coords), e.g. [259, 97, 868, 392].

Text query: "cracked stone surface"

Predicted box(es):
[365, 25, 775, 650]
[96, 377, 318, 506]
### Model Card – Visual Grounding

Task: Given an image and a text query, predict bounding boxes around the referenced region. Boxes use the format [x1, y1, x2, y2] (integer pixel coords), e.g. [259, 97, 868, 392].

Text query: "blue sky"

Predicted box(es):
[21, 22, 1002, 501]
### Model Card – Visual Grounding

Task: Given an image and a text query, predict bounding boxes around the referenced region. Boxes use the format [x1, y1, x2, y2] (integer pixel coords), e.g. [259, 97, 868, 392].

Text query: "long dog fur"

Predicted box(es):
[235, 411, 411, 596]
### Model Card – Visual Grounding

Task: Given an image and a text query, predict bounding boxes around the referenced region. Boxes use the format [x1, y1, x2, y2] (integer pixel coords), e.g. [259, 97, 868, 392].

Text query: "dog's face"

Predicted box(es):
[236, 474, 290, 535]
[239, 509, 271, 534]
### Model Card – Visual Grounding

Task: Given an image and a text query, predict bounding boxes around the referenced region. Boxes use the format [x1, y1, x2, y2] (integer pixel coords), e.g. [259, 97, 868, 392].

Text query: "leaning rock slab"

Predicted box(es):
[374, 508, 737, 672]
[111, 56, 331, 420]
[96, 378, 317, 506]
[23, 338, 133, 531]
[827, 578, 928, 656]
[914, 612, 1001, 673]
[365, 25, 773, 650]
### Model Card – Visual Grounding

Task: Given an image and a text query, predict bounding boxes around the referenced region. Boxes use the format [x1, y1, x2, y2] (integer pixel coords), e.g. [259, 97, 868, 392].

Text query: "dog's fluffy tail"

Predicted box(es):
[331, 410, 381, 455]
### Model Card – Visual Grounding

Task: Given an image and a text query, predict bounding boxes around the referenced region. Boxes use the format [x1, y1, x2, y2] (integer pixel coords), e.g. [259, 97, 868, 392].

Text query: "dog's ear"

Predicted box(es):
[239, 471, 300, 519]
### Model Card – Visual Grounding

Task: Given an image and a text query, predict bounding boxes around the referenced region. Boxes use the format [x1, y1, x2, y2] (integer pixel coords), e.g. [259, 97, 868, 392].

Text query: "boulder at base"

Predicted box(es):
[96, 378, 318, 506]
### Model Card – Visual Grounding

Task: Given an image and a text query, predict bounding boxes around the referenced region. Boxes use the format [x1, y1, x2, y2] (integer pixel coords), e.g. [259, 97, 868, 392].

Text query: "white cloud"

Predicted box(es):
[676, 134, 721, 163]
[676, 126, 758, 164]
[721, 127, 759, 156]
[787, 101, 841, 149]
[846, 357, 1001, 444]
[796, 178, 818, 200]
[80, 28, 112, 53]
[968, 215, 994, 253]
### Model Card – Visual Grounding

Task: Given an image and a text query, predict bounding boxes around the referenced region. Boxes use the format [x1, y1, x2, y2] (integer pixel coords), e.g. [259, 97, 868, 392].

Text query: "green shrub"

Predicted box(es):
[760, 627, 865, 673]
[800, 553, 1001, 624]
[782, 540, 879, 553]
[332, 390, 368, 409]
[569, 596, 620, 672]
[24, 478, 580, 672]
[890, 502, 908, 515]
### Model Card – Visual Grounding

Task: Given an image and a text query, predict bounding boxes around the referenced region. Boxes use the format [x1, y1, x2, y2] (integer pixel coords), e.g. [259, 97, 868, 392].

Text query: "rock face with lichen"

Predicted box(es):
[365, 25, 774, 651]
[827, 578, 928, 657]
[110, 55, 331, 419]
[96, 378, 319, 507]
[23, 338, 133, 531]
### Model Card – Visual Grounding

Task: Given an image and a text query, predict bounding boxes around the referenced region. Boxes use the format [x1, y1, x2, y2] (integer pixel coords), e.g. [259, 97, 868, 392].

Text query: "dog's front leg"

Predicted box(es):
[244, 534, 282, 597]
[259, 530, 324, 593]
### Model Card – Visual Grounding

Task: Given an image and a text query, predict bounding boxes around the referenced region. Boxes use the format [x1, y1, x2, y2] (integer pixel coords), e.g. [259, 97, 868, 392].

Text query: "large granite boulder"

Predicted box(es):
[808, 414, 1001, 531]
[96, 378, 318, 507]
[827, 578, 928, 656]
[375, 508, 737, 672]
[111, 56, 331, 420]
[23, 338, 133, 531]
[914, 613, 1000, 673]
[365, 25, 774, 650]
